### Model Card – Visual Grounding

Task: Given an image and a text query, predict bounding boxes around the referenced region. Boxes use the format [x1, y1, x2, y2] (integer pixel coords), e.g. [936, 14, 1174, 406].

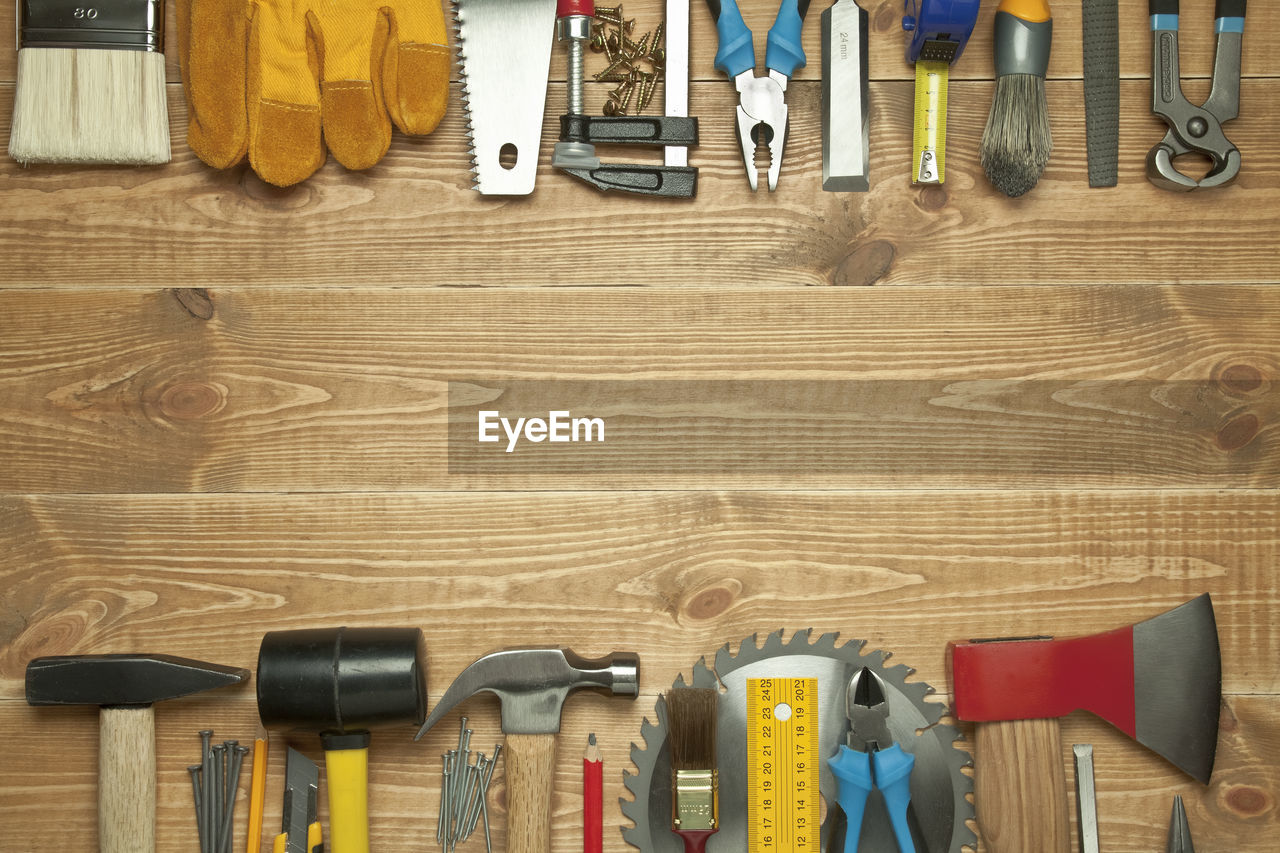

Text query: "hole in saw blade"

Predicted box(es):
[499, 143, 518, 171]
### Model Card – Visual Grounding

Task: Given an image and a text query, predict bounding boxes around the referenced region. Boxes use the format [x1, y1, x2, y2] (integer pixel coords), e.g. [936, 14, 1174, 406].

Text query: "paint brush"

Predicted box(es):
[979, 0, 1053, 196]
[666, 687, 719, 853]
[9, 0, 170, 165]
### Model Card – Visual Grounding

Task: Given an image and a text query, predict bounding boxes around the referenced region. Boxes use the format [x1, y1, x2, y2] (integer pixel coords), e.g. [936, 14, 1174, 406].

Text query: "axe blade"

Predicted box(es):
[951, 594, 1221, 783]
[1133, 594, 1221, 784]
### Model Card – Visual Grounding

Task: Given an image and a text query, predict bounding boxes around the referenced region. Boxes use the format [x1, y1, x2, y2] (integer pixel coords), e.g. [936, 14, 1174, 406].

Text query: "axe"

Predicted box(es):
[948, 594, 1221, 853]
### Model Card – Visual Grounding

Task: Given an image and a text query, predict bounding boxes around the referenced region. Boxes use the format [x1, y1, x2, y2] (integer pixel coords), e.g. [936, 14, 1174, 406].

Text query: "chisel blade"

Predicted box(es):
[821, 0, 869, 191]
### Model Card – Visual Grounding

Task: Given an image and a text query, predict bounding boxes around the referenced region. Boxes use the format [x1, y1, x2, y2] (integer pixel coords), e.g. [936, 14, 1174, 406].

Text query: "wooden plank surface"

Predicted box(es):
[1, 490, 1277, 851]
[2, 0, 1277, 849]
[0, 286, 1276, 492]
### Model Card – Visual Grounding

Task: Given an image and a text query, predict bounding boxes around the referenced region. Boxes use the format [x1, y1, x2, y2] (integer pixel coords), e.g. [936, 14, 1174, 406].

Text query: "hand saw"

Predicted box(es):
[456, 0, 559, 194]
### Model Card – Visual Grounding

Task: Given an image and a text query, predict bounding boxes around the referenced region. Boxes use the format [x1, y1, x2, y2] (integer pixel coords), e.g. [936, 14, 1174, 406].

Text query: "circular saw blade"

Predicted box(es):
[621, 629, 975, 853]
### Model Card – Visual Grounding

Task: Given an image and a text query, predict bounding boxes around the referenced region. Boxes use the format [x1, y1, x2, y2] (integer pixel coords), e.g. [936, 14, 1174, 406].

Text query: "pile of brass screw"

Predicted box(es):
[591, 5, 664, 115]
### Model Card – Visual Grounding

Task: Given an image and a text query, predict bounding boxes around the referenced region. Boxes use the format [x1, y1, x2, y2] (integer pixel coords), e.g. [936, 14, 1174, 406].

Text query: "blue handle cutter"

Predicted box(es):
[827, 667, 919, 853]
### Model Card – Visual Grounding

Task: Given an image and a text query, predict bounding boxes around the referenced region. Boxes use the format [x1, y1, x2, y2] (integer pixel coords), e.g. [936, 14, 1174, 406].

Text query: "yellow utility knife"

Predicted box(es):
[274, 747, 324, 853]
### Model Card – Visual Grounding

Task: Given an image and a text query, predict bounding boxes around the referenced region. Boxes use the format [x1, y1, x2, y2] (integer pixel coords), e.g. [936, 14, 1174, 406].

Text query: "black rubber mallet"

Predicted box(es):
[26, 653, 249, 853]
[256, 627, 426, 853]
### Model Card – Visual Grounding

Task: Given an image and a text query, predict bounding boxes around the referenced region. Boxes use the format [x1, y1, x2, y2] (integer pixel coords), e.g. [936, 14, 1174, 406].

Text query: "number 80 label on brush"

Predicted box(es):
[746, 678, 820, 852]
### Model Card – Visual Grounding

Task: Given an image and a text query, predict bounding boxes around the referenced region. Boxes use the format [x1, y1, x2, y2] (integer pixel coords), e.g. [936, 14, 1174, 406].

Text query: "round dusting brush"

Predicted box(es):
[979, 0, 1052, 197]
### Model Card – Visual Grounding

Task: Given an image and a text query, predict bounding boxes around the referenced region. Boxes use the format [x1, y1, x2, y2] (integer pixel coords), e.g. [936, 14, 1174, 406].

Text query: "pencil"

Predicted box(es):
[583, 733, 603, 853]
[245, 729, 268, 853]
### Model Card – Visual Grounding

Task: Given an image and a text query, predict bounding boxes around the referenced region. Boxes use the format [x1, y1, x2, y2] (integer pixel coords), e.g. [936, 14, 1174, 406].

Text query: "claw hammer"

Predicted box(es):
[415, 647, 639, 853]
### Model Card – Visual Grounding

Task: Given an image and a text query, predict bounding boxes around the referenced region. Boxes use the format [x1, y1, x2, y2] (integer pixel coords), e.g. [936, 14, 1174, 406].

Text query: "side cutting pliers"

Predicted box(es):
[705, 0, 811, 190]
[827, 667, 917, 853]
[1147, 0, 1246, 191]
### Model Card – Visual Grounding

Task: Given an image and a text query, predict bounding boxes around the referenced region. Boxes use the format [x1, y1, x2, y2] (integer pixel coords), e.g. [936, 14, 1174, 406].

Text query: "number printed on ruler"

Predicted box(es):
[746, 677, 820, 853]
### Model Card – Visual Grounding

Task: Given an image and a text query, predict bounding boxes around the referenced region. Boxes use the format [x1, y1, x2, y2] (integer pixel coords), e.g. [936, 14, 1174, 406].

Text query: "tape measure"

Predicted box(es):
[913, 59, 948, 183]
[745, 677, 820, 853]
[903, 0, 980, 185]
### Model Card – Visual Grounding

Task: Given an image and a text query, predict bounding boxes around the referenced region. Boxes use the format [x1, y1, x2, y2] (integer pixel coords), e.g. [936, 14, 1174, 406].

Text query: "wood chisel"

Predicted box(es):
[821, 0, 870, 191]
[902, 0, 980, 184]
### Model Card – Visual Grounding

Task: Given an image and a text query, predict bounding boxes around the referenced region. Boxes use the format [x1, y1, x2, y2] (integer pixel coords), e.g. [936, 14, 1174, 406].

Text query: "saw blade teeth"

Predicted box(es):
[761, 629, 786, 654]
[786, 627, 815, 648]
[814, 630, 841, 651]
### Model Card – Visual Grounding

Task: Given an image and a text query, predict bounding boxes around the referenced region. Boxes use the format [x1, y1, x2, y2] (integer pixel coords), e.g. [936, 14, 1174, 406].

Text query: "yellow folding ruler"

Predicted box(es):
[746, 677, 820, 852]
[903, 0, 980, 184]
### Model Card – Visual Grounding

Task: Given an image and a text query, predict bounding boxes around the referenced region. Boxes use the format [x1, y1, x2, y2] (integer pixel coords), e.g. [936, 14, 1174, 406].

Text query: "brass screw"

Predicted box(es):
[594, 56, 631, 81]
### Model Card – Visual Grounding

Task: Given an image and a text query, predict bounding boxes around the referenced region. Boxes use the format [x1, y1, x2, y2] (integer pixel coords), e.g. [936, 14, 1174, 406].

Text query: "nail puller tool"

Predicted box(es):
[827, 667, 919, 853]
[705, 0, 811, 190]
[1147, 0, 1246, 191]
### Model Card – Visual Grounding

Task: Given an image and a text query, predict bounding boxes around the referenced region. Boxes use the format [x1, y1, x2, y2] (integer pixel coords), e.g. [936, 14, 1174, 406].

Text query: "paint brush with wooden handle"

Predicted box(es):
[666, 687, 719, 853]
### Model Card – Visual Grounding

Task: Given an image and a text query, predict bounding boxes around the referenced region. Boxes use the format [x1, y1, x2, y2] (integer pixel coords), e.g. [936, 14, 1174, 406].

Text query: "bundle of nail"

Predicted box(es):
[189, 730, 249, 853]
[590, 5, 665, 115]
[437, 716, 502, 852]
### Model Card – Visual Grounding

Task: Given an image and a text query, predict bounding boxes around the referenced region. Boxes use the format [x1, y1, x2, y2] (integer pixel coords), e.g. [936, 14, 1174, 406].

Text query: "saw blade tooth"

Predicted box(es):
[814, 631, 841, 651]
[786, 627, 815, 648]
[762, 629, 786, 654]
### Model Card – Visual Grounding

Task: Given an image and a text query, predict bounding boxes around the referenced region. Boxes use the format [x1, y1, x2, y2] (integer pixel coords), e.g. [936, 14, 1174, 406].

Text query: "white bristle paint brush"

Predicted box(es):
[9, 0, 170, 165]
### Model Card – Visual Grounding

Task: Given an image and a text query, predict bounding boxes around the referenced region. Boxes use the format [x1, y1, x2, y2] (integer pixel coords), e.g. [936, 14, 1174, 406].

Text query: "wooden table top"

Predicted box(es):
[1, 0, 1276, 850]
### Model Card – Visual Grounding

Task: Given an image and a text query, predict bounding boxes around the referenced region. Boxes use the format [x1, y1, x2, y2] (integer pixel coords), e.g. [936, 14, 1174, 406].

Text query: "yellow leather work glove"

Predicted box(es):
[177, 0, 450, 186]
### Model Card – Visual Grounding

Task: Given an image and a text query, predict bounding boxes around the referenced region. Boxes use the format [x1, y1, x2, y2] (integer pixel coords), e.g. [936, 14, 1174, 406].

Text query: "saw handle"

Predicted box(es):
[505, 732, 558, 853]
[974, 718, 1071, 853]
[99, 706, 156, 853]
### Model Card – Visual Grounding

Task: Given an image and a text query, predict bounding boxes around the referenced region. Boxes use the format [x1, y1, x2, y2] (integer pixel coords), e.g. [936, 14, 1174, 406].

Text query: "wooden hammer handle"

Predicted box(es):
[974, 718, 1071, 853]
[504, 732, 558, 853]
[99, 705, 156, 853]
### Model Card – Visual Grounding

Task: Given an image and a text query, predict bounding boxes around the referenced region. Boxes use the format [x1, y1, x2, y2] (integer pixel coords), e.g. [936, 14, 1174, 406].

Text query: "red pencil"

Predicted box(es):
[584, 733, 603, 853]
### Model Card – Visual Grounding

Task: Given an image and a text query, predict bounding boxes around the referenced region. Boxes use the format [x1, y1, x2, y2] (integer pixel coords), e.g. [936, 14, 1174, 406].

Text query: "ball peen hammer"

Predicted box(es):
[414, 647, 639, 853]
[948, 594, 1222, 853]
[25, 653, 249, 853]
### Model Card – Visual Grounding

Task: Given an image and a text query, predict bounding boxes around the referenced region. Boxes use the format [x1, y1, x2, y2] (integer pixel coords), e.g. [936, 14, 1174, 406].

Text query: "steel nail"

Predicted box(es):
[212, 744, 228, 853]
[219, 746, 247, 853]
[189, 765, 206, 853]
[462, 755, 484, 837]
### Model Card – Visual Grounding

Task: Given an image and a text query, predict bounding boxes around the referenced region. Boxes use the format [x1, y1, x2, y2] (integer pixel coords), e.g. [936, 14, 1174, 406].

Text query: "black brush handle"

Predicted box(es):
[1216, 0, 1245, 18]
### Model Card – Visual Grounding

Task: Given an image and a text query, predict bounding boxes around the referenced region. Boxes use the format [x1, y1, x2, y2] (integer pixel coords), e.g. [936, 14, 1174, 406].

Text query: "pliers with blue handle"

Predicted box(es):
[1147, 0, 1246, 191]
[827, 667, 916, 853]
[705, 0, 811, 190]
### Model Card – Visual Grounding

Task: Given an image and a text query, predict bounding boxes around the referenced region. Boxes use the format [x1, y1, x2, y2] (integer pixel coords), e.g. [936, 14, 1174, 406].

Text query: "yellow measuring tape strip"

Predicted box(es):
[746, 677, 820, 852]
[912, 59, 949, 184]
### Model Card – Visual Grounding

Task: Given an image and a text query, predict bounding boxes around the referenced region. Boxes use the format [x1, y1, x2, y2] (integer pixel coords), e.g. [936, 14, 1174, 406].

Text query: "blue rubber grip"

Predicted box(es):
[707, 0, 756, 78]
[827, 746, 873, 853]
[873, 745, 917, 853]
[765, 0, 809, 77]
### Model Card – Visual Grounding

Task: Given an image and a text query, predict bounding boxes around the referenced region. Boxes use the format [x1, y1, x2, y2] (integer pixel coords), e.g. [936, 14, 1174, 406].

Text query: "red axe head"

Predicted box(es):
[949, 594, 1222, 783]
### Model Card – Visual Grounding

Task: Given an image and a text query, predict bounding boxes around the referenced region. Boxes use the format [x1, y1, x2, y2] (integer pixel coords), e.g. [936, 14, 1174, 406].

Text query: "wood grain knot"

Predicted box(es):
[1216, 413, 1259, 451]
[1219, 363, 1265, 395]
[872, 0, 899, 30]
[16, 615, 87, 660]
[683, 579, 741, 620]
[832, 240, 895, 286]
[159, 382, 227, 421]
[1223, 785, 1272, 818]
[171, 288, 214, 320]
[915, 184, 948, 211]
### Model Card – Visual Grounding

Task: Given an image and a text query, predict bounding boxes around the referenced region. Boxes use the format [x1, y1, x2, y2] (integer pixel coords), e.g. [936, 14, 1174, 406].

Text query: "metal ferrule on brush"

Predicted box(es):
[672, 768, 719, 830]
[19, 0, 164, 51]
[993, 10, 1051, 78]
